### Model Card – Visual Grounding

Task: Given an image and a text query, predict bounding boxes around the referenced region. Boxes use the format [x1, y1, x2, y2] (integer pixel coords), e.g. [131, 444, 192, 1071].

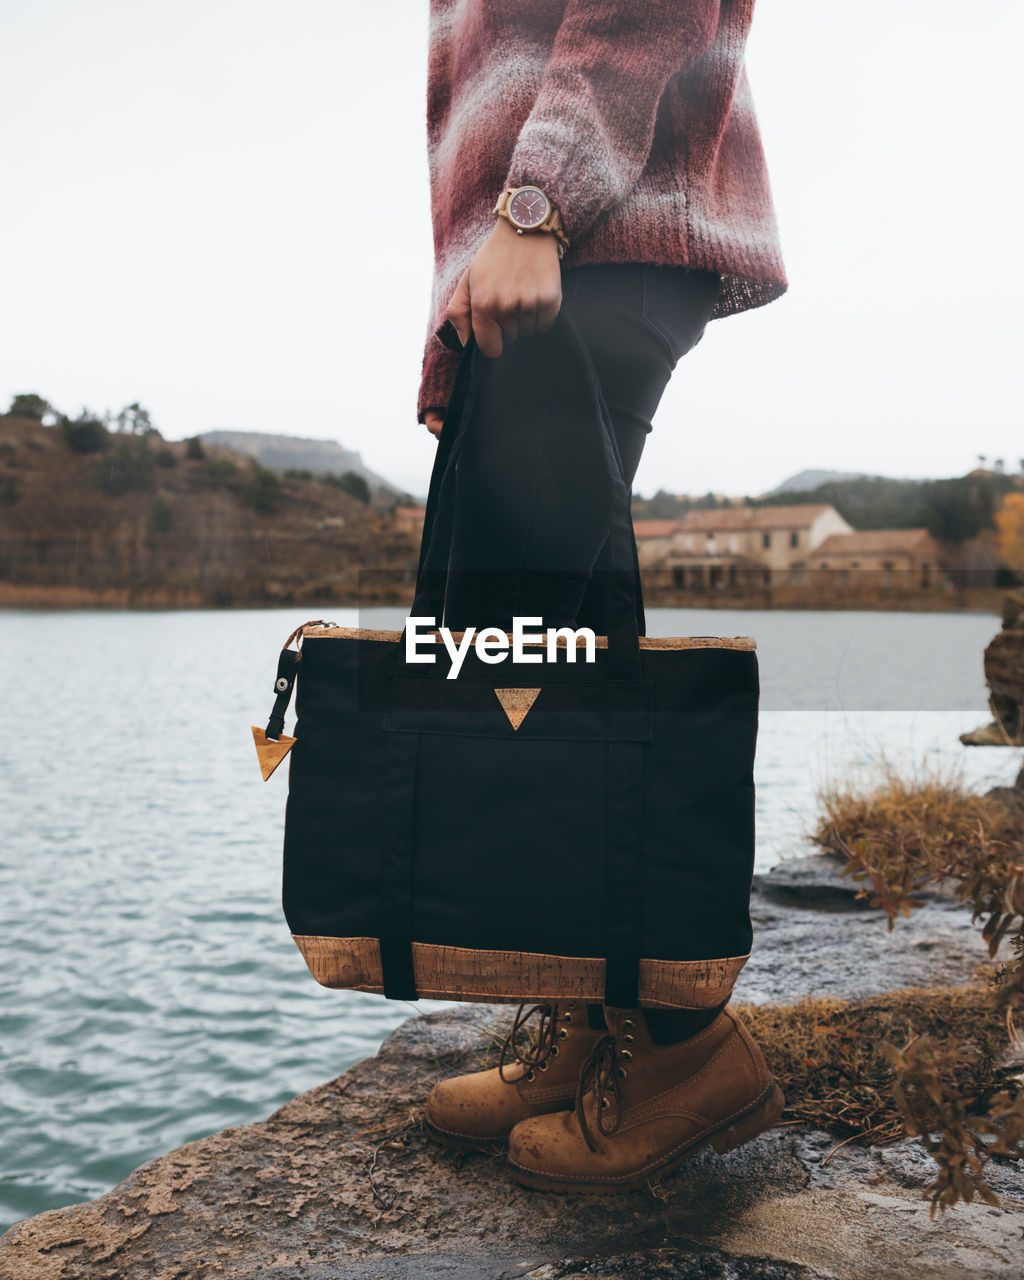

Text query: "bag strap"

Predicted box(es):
[404, 314, 645, 674]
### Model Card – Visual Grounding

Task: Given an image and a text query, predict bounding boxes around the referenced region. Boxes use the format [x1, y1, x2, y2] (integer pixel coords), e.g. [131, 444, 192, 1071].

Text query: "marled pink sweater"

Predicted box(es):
[418, 0, 787, 423]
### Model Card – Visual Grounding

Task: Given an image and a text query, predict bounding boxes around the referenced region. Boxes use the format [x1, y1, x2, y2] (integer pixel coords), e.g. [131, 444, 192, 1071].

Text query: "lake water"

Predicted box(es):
[1, 606, 1020, 1232]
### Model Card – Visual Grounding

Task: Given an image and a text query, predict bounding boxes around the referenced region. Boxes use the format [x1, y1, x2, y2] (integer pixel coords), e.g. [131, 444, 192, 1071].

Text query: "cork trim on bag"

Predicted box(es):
[290, 936, 748, 1009]
[301, 626, 755, 651]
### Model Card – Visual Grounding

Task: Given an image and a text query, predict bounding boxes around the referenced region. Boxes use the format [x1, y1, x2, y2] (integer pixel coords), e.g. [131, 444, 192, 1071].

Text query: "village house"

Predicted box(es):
[634, 504, 947, 592]
[809, 527, 944, 590]
[635, 504, 853, 589]
[393, 504, 427, 534]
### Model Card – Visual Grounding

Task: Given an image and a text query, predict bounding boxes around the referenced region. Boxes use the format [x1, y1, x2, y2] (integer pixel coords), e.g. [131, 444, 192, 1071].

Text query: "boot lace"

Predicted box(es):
[498, 1002, 566, 1083]
[574, 1033, 626, 1152]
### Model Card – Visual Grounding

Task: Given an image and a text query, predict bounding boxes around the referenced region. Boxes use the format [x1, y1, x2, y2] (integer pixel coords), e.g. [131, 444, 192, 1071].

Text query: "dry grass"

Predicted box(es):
[811, 766, 1024, 999]
[807, 764, 1024, 1208]
[736, 988, 1012, 1146]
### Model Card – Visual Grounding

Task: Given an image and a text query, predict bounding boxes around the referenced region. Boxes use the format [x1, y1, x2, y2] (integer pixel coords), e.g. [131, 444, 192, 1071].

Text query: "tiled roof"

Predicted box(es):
[814, 528, 935, 555]
[679, 504, 834, 531]
[632, 519, 685, 538]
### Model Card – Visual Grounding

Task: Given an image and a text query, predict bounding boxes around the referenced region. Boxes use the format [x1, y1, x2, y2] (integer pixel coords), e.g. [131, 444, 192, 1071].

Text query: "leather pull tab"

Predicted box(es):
[265, 649, 301, 741]
[252, 725, 296, 781]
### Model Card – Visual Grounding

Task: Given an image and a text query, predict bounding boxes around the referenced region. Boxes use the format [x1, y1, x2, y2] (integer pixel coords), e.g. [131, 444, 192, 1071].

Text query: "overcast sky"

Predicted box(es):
[2, 0, 1020, 500]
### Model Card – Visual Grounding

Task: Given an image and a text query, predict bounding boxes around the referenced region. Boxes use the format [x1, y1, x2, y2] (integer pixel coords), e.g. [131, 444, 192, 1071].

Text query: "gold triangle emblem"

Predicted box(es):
[493, 688, 541, 731]
[251, 725, 297, 781]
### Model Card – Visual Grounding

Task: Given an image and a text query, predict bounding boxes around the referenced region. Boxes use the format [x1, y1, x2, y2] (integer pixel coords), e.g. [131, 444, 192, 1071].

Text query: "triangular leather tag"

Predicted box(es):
[493, 688, 541, 731]
[251, 725, 296, 781]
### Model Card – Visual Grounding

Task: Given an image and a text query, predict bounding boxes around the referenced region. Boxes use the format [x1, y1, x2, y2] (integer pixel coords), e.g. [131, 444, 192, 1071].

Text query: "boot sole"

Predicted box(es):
[423, 1118, 508, 1155]
[507, 1077, 786, 1194]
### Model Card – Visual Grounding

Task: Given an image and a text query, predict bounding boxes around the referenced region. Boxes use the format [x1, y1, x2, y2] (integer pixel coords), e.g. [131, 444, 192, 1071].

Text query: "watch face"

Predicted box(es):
[508, 186, 549, 229]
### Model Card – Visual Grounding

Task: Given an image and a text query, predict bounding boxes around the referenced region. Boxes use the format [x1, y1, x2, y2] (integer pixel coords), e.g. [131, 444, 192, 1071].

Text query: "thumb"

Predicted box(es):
[446, 269, 471, 347]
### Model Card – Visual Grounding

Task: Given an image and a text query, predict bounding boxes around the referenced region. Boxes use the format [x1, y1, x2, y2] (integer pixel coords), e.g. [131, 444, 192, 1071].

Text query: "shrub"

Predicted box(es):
[324, 469, 371, 503]
[155, 447, 177, 468]
[241, 463, 281, 514]
[61, 413, 110, 454]
[8, 393, 52, 421]
[284, 467, 314, 482]
[208, 457, 238, 482]
[93, 437, 157, 494]
[185, 436, 206, 461]
[148, 496, 174, 534]
[811, 765, 1024, 1210]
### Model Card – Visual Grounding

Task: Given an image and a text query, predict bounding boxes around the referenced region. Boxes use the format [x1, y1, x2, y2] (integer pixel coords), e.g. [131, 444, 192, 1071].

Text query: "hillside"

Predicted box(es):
[767, 468, 877, 493]
[0, 416, 420, 608]
[633, 468, 1023, 543]
[197, 430, 408, 499]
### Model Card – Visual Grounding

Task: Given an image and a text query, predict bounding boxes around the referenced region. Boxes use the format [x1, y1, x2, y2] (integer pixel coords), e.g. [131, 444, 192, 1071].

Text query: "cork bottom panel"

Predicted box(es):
[291, 935, 748, 1009]
[301, 626, 755, 652]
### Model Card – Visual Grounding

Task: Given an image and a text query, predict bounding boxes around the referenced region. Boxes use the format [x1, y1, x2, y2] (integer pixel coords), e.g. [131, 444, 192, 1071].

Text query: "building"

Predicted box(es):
[393, 505, 427, 533]
[808, 528, 944, 589]
[635, 505, 946, 592]
[635, 504, 853, 589]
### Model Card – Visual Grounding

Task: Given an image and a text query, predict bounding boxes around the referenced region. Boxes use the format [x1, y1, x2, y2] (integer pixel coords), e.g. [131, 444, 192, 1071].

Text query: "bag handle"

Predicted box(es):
[404, 312, 645, 677]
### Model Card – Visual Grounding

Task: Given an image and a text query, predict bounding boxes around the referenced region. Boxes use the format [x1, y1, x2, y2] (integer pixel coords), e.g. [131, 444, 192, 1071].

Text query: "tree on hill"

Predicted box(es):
[996, 493, 1024, 573]
[241, 463, 282, 514]
[8, 393, 53, 421]
[326, 470, 371, 503]
[115, 402, 156, 435]
[755, 471, 1020, 543]
[59, 410, 110, 454]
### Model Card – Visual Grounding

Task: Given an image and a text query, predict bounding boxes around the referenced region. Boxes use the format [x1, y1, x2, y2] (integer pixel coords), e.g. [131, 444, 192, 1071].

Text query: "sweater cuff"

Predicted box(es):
[417, 339, 463, 424]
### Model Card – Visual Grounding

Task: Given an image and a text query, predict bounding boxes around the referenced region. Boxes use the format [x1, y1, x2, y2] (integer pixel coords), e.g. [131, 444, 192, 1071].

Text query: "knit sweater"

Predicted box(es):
[418, 0, 787, 423]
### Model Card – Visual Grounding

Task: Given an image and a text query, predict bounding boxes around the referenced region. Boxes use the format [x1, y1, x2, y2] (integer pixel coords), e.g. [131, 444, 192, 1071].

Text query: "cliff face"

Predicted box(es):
[197, 430, 403, 497]
[0, 417, 419, 607]
[1, 857, 1022, 1280]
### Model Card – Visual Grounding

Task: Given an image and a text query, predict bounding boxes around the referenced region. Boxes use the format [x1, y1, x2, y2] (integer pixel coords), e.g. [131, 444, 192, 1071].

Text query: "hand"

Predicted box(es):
[445, 217, 562, 360]
[424, 409, 444, 439]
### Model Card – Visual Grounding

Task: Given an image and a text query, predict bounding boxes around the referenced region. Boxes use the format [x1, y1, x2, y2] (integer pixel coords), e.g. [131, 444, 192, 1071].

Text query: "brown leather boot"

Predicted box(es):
[507, 1004, 784, 1191]
[424, 1002, 605, 1153]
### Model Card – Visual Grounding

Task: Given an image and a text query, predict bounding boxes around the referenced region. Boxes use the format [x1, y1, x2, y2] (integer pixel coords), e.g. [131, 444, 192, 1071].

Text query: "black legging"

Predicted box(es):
[442, 261, 725, 1041]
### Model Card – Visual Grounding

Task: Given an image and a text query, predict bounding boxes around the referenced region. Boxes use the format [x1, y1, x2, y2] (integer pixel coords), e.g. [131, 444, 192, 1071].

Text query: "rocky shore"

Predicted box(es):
[2, 856, 1022, 1280]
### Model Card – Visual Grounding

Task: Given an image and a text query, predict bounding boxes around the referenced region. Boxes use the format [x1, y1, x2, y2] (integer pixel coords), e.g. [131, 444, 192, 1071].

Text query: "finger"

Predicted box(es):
[473, 311, 504, 359]
[536, 291, 561, 333]
[446, 271, 472, 347]
[500, 311, 520, 346]
[517, 303, 538, 339]
[425, 419, 442, 439]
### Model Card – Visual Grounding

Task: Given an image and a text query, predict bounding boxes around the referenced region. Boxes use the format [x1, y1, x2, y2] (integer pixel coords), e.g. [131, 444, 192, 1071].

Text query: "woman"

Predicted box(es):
[416, 0, 787, 1192]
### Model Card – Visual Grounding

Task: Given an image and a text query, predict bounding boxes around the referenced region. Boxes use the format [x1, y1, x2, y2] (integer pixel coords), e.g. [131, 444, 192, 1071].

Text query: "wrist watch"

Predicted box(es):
[493, 185, 570, 258]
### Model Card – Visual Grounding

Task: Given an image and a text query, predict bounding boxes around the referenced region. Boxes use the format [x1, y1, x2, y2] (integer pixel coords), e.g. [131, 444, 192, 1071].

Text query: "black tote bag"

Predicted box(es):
[258, 315, 759, 1010]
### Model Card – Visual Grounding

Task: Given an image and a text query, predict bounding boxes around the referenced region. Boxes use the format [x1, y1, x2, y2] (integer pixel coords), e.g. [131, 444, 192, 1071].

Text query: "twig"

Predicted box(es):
[820, 1122, 888, 1166]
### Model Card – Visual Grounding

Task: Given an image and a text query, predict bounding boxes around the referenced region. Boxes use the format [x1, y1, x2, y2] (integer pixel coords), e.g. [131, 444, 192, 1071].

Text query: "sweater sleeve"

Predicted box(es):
[503, 1, 721, 243]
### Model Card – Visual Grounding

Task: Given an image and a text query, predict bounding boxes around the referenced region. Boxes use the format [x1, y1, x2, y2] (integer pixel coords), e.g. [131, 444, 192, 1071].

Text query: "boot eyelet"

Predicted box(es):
[563, 1012, 573, 1024]
[558, 1028, 568, 1039]
[623, 1034, 634, 1044]
[526, 1069, 536, 1081]
[601, 1098, 610, 1110]
[551, 1045, 560, 1057]
[623, 1019, 634, 1030]
[539, 1061, 549, 1072]
[618, 1067, 627, 1079]
[620, 1049, 633, 1061]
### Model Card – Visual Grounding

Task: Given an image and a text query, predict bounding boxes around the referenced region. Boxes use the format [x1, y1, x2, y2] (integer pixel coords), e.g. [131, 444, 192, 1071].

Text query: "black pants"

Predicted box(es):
[442, 262, 721, 635]
[441, 263, 725, 1040]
